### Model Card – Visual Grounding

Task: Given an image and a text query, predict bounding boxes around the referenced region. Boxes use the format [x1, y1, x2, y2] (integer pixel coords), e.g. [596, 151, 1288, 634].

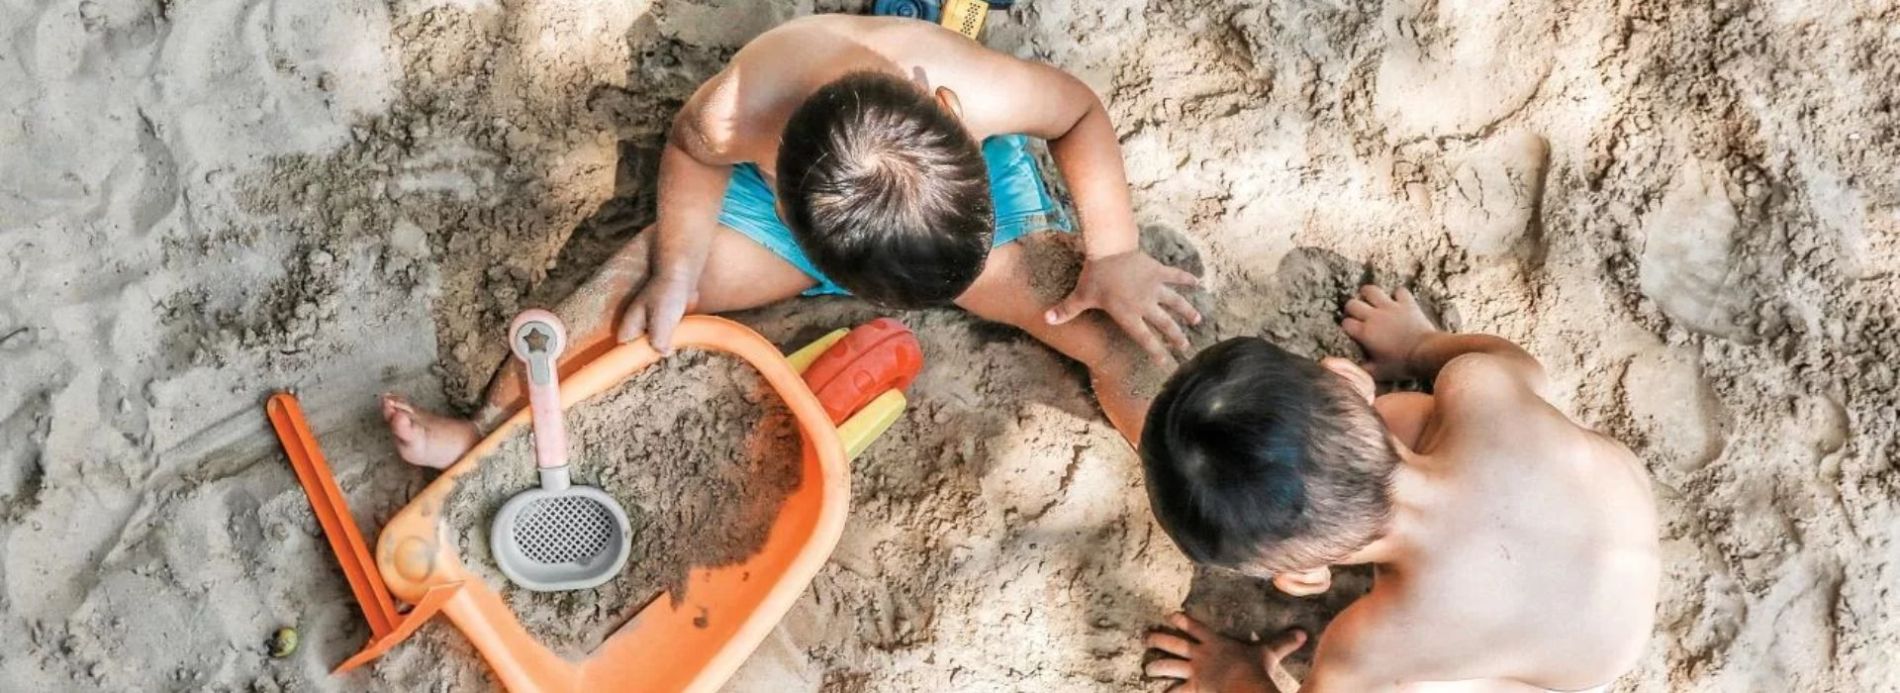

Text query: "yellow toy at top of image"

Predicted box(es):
[872, 0, 1015, 41]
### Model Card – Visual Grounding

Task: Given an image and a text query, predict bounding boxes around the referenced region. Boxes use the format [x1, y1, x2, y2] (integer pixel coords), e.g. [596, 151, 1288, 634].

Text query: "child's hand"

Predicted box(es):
[1342, 285, 1440, 380]
[617, 271, 699, 354]
[1045, 250, 1200, 365]
[1143, 613, 1304, 693]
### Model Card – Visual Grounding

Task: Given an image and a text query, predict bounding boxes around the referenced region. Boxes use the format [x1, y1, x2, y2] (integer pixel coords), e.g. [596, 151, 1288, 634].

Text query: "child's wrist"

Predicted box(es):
[1079, 225, 1140, 260]
[653, 265, 700, 287]
[1400, 330, 1446, 377]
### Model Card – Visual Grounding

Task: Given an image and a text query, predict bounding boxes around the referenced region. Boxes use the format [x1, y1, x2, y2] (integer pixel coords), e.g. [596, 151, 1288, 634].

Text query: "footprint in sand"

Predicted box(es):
[1440, 130, 1549, 261]
[0, 389, 53, 522]
[1139, 223, 1206, 279]
[1638, 158, 1753, 341]
[389, 137, 507, 202]
[1374, 0, 1556, 138]
[1621, 344, 1727, 477]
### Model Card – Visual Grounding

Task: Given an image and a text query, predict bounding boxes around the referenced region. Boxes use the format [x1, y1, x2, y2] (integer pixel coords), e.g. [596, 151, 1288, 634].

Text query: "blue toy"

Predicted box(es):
[873, 0, 942, 22]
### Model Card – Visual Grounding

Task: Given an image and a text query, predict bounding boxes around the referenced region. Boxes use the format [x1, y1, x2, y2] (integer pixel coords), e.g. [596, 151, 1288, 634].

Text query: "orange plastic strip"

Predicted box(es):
[266, 392, 401, 638]
[333, 582, 461, 673]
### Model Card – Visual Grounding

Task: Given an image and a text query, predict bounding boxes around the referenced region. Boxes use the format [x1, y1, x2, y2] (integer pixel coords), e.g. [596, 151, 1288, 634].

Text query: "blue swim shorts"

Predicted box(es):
[717, 134, 1074, 297]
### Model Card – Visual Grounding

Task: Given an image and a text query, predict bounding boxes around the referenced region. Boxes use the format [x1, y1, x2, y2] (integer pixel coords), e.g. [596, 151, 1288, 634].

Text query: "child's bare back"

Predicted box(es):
[1325, 356, 1658, 689]
[1139, 287, 1659, 692]
[682, 15, 1088, 171]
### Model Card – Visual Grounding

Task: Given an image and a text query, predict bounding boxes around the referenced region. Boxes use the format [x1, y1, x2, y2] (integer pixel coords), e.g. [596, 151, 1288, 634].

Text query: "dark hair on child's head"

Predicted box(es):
[777, 71, 993, 308]
[1139, 337, 1400, 576]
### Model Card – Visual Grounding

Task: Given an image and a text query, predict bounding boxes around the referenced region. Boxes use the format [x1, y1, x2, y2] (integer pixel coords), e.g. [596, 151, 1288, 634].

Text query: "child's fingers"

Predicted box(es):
[1162, 266, 1199, 288]
[1161, 290, 1202, 326]
[1359, 285, 1393, 306]
[1167, 613, 1215, 640]
[1144, 631, 1196, 657]
[1143, 657, 1193, 680]
[1262, 628, 1309, 662]
[1344, 298, 1374, 319]
[648, 311, 677, 355]
[1148, 308, 1190, 352]
[1394, 286, 1415, 304]
[1119, 315, 1173, 366]
[1342, 317, 1365, 338]
[1044, 294, 1093, 325]
[617, 306, 648, 344]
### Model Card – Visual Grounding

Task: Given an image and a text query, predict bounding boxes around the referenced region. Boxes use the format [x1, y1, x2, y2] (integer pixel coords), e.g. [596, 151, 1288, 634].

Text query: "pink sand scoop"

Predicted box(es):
[489, 309, 634, 592]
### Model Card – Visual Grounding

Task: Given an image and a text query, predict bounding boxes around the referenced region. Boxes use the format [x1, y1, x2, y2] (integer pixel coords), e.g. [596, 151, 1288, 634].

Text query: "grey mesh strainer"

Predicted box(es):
[490, 309, 632, 592]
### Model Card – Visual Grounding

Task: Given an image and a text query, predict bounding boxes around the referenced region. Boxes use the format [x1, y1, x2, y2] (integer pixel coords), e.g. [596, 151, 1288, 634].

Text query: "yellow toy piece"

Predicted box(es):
[939, 0, 988, 40]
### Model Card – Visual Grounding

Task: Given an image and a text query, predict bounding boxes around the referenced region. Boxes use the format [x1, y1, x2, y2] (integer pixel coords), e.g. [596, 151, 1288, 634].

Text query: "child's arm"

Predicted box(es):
[966, 58, 1200, 366]
[616, 74, 741, 352]
[1298, 607, 1402, 693]
[1342, 285, 1548, 394]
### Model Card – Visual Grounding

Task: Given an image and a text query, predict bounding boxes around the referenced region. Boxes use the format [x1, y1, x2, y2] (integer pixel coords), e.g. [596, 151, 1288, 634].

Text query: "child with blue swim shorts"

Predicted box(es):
[717, 134, 1071, 298]
[380, 14, 1198, 468]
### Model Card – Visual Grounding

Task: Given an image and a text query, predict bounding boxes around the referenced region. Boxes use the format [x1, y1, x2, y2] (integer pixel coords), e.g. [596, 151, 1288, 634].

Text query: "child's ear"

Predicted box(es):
[1319, 357, 1375, 403]
[1271, 567, 1333, 597]
[935, 87, 965, 122]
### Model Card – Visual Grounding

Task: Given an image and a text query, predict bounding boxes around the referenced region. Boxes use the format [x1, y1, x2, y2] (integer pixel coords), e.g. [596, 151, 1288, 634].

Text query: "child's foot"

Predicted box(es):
[1141, 613, 1307, 692]
[379, 394, 479, 469]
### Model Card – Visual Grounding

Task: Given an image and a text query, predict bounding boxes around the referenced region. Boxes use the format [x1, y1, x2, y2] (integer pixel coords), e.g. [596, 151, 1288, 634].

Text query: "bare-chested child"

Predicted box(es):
[379, 14, 1197, 463]
[1137, 286, 1659, 692]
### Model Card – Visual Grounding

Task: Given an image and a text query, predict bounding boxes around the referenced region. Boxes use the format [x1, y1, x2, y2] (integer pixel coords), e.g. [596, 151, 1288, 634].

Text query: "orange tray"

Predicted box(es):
[374, 316, 915, 692]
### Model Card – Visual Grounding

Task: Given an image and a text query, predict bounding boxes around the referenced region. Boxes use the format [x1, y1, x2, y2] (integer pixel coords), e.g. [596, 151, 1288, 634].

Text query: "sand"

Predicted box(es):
[445, 352, 801, 658]
[2, 0, 1897, 691]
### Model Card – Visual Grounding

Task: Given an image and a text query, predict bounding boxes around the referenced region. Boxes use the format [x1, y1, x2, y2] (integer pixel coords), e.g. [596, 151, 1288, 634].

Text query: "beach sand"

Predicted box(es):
[2, 0, 1896, 690]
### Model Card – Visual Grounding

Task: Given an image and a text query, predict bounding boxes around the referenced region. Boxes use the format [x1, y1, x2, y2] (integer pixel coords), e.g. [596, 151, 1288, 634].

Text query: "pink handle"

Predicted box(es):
[510, 310, 569, 470]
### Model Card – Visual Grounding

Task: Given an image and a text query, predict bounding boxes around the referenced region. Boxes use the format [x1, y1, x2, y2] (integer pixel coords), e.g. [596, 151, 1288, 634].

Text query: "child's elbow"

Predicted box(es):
[1070, 82, 1108, 125]
[1043, 71, 1108, 136]
[668, 111, 733, 164]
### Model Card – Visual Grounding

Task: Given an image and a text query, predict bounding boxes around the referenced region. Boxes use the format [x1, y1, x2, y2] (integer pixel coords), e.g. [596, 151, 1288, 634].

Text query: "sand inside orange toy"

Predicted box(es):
[444, 352, 803, 658]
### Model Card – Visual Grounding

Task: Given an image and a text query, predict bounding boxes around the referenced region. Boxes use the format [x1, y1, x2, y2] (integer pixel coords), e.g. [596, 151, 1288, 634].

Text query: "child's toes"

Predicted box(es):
[380, 393, 409, 414]
[382, 400, 421, 442]
[390, 414, 420, 445]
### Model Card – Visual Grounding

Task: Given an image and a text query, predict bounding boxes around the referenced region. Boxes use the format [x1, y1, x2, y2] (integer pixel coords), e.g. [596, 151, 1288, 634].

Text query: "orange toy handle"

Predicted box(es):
[799, 318, 923, 424]
[266, 392, 401, 639]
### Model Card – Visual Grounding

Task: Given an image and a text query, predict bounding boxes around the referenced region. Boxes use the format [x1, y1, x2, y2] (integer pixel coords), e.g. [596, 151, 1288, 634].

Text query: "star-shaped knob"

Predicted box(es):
[523, 326, 551, 354]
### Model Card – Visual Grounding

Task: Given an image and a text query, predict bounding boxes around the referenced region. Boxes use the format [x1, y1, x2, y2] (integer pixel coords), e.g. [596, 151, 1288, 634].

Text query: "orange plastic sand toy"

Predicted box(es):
[374, 316, 920, 692]
[266, 393, 463, 673]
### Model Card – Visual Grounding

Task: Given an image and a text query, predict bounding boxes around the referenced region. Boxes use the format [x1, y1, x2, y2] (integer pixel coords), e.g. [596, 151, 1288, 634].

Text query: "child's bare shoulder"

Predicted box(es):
[1432, 353, 1540, 405]
[1428, 354, 1576, 443]
[738, 14, 944, 58]
[677, 17, 871, 158]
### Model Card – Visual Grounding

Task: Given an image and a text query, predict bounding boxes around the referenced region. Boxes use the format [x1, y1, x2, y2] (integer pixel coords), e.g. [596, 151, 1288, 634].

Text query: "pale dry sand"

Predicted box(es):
[2, 1, 1897, 691]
